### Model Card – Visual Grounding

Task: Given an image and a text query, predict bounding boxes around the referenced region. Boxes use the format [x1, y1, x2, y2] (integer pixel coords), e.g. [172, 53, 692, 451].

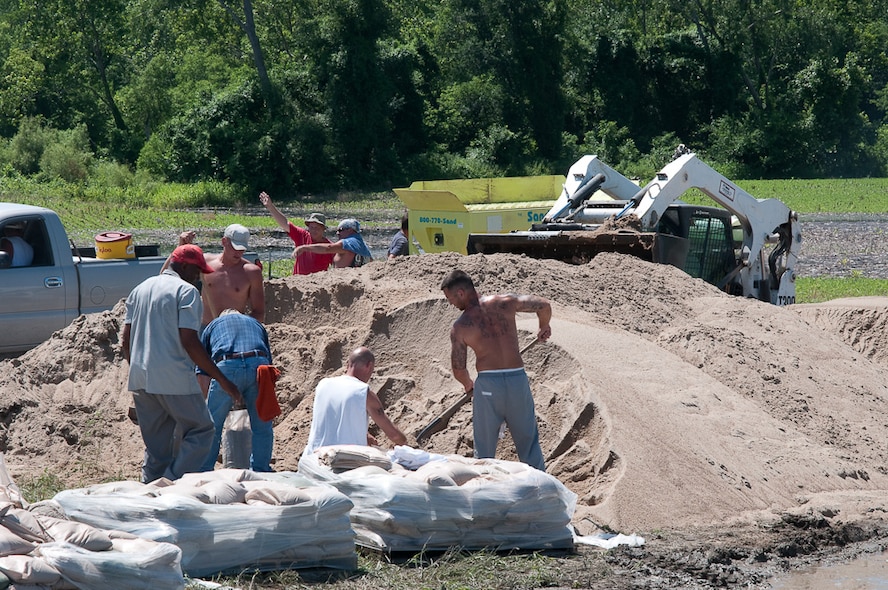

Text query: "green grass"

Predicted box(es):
[796, 276, 888, 303]
[743, 178, 888, 213]
[679, 177, 888, 213]
[200, 547, 610, 590]
[17, 469, 68, 501]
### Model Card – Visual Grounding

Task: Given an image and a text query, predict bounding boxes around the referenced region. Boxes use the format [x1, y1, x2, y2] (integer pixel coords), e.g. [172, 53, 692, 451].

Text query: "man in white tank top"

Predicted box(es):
[303, 347, 407, 456]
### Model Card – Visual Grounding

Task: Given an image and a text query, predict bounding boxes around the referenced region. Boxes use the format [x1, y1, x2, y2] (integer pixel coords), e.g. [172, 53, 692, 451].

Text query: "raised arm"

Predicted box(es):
[259, 192, 290, 232]
[515, 294, 552, 342]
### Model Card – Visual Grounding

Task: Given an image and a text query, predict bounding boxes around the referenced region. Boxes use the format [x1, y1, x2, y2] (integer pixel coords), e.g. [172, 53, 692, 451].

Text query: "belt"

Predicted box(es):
[215, 350, 266, 362]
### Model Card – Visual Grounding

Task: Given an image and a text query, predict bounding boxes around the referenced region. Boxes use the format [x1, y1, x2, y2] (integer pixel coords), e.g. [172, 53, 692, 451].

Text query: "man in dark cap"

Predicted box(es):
[259, 191, 335, 275]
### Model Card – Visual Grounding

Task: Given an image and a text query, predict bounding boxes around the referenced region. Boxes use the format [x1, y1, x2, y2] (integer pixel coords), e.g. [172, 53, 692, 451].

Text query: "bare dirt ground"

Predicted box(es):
[4, 216, 888, 588]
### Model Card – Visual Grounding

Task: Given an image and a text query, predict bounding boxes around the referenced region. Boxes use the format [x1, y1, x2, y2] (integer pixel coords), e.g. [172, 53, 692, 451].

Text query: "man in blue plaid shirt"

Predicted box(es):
[198, 309, 274, 472]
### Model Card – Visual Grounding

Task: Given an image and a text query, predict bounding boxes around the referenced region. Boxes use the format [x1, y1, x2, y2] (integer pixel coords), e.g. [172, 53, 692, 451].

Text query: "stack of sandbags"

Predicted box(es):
[1, 499, 183, 590]
[299, 445, 577, 553]
[52, 469, 357, 576]
[1, 451, 186, 590]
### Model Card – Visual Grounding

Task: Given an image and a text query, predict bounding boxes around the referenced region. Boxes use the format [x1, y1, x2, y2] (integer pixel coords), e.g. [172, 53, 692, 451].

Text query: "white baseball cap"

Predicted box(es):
[223, 224, 250, 251]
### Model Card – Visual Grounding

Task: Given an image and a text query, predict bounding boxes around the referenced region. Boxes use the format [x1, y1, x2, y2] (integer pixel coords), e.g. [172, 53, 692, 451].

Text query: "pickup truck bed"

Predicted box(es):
[0, 203, 168, 353]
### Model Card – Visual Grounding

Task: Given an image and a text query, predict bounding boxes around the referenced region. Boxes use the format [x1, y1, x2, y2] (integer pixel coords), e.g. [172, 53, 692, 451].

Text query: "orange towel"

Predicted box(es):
[256, 364, 282, 422]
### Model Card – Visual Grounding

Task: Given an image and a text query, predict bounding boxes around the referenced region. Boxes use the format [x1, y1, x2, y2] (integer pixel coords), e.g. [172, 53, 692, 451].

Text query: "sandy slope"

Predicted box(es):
[3, 252, 888, 539]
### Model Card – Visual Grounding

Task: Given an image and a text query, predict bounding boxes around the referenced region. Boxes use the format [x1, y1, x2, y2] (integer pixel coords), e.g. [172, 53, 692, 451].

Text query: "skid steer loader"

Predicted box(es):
[466, 152, 801, 306]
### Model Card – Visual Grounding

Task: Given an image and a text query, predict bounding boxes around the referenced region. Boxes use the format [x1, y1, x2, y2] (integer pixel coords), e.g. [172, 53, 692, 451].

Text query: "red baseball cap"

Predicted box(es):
[171, 244, 214, 274]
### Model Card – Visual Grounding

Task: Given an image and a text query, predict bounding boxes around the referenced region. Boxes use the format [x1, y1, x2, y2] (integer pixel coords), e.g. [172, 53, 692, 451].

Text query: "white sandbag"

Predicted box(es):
[25, 500, 68, 520]
[475, 458, 535, 475]
[35, 515, 113, 551]
[201, 480, 247, 505]
[222, 409, 251, 469]
[143, 473, 174, 496]
[178, 468, 261, 486]
[0, 525, 35, 556]
[53, 472, 356, 576]
[414, 470, 456, 487]
[152, 483, 210, 503]
[81, 480, 152, 496]
[0, 554, 62, 586]
[0, 453, 27, 509]
[298, 448, 576, 553]
[316, 445, 392, 471]
[242, 481, 317, 506]
[0, 506, 49, 543]
[37, 538, 185, 590]
[409, 461, 481, 486]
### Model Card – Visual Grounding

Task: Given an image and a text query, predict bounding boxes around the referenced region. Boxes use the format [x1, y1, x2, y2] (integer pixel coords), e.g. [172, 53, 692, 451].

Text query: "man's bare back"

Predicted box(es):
[453, 294, 529, 372]
[440, 269, 550, 470]
[442, 270, 551, 393]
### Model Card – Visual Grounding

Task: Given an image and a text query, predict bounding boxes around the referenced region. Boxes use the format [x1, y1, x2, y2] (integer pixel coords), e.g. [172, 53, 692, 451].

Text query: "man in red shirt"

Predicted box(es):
[259, 192, 335, 275]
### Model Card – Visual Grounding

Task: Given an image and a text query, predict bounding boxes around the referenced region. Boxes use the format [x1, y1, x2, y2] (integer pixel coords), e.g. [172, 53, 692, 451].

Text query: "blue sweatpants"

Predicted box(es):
[472, 368, 546, 471]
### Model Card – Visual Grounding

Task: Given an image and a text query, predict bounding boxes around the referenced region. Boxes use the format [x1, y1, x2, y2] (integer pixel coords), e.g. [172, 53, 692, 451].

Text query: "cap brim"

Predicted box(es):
[230, 243, 248, 251]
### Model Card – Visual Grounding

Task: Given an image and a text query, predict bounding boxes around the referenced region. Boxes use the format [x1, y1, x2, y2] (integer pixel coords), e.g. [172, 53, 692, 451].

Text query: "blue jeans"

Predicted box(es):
[200, 356, 274, 472]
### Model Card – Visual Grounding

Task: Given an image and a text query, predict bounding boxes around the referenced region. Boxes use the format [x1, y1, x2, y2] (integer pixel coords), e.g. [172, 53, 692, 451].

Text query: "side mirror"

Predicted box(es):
[0, 251, 11, 269]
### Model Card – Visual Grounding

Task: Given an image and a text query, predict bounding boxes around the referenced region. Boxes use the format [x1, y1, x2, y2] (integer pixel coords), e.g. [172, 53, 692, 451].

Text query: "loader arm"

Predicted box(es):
[623, 153, 801, 305]
[544, 155, 643, 222]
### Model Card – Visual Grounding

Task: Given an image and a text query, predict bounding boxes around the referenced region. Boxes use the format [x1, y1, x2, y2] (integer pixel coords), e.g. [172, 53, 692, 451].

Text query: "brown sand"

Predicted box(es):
[3, 252, 888, 538]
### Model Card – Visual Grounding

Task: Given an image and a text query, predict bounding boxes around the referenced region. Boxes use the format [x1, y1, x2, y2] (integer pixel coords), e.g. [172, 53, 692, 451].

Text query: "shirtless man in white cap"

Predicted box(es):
[163, 224, 265, 326]
[159, 224, 265, 398]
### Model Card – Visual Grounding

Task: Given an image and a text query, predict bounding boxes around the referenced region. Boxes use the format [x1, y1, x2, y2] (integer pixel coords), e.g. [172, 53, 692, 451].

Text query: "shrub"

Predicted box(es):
[147, 181, 240, 208]
[91, 160, 135, 189]
[39, 126, 93, 183]
[9, 116, 51, 175]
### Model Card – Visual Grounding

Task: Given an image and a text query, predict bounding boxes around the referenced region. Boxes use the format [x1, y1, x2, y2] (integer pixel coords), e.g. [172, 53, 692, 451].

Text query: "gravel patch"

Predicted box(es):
[64, 212, 888, 278]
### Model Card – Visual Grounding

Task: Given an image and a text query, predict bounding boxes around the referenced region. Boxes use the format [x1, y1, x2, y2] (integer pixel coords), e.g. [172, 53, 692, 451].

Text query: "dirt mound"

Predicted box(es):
[3, 251, 888, 535]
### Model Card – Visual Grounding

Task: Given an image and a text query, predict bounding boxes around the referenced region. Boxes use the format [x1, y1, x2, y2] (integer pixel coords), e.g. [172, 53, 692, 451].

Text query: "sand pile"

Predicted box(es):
[3, 251, 888, 535]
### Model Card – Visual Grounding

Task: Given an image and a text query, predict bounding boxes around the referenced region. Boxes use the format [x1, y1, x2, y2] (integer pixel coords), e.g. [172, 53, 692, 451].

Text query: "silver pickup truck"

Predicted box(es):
[0, 203, 168, 353]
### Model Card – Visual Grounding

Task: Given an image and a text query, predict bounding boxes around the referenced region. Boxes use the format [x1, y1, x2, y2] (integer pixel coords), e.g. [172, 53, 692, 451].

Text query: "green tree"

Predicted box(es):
[2, 0, 134, 161]
[428, 0, 567, 164]
[307, 0, 399, 185]
[215, 0, 274, 107]
[0, 45, 43, 135]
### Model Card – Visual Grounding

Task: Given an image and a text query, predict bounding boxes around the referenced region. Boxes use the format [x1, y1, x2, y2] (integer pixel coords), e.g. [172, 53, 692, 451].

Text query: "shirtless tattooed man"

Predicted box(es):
[441, 269, 550, 471]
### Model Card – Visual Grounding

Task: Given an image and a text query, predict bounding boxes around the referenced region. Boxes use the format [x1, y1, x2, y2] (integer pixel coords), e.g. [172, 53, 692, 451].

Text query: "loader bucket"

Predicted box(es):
[466, 229, 658, 265]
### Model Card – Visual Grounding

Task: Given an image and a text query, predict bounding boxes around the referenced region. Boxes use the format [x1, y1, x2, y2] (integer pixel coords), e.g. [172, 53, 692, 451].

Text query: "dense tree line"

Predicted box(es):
[1, 0, 886, 198]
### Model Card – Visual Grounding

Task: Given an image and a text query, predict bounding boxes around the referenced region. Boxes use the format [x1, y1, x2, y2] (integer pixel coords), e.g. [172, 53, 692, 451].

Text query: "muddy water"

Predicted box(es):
[771, 551, 888, 589]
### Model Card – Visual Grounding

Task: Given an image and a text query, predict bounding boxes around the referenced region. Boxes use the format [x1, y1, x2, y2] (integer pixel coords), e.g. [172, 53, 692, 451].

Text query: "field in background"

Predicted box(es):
[3, 177, 887, 302]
